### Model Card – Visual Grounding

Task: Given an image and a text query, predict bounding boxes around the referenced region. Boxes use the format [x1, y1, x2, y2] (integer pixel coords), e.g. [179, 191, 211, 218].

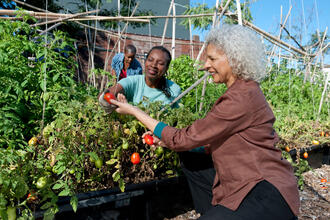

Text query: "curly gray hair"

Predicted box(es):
[205, 25, 267, 82]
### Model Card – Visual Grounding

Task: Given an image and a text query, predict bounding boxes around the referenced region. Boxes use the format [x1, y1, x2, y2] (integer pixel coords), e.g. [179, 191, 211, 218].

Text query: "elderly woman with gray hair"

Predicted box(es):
[110, 25, 299, 219]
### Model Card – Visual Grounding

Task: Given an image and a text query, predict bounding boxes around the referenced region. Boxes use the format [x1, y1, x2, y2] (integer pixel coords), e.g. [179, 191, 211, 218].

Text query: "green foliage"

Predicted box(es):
[261, 67, 328, 121]
[181, 0, 253, 30]
[168, 55, 227, 115]
[0, 20, 95, 148]
[282, 151, 312, 190]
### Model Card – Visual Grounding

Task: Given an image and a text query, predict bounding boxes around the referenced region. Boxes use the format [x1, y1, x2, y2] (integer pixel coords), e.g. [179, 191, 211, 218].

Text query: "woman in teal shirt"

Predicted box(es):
[100, 46, 181, 110]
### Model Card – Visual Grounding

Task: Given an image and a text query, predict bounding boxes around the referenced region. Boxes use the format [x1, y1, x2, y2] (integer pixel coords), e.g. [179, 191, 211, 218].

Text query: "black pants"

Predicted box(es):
[179, 151, 216, 215]
[199, 180, 297, 220]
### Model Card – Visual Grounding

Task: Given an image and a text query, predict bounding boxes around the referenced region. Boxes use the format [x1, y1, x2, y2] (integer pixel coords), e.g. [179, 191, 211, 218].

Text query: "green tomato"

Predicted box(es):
[155, 147, 164, 157]
[95, 159, 103, 168]
[36, 176, 47, 189]
[122, 141, 129, 150]
[7, 206, 16, 220]
[89, 156, 95, 163]
[69, 169, 75, 174]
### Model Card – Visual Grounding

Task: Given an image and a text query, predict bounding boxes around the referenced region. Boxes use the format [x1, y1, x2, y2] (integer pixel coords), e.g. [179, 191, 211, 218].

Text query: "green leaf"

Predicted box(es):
[112, 170, 120, 182]
[40, 202, 52, 210]
[58, 189, 70, 197]
[52, 182, 64, 190]
[106, 159, 117, 165]
[70, 196, 78, 212]
[119, 179, 125, 192]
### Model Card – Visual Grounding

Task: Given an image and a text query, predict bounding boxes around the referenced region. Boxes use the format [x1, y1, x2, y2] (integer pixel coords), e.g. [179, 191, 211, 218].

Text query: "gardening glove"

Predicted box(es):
[98, 89, 117, 113]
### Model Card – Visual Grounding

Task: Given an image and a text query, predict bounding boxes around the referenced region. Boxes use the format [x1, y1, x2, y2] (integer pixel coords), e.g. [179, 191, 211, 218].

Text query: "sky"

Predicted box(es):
[189, 0, 330, 64]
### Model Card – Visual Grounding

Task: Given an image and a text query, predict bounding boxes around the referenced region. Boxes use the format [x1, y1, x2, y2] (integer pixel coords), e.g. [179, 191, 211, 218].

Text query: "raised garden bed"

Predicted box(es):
[34, 176, 191, 220]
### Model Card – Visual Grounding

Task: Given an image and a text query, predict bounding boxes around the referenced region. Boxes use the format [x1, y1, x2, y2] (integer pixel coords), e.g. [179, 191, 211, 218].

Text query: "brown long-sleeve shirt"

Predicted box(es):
[160, 79, 300, 216]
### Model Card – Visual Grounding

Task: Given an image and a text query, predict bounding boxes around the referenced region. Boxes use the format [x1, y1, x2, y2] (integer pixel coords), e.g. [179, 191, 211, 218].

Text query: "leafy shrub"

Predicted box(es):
[0, 20, 94, 148]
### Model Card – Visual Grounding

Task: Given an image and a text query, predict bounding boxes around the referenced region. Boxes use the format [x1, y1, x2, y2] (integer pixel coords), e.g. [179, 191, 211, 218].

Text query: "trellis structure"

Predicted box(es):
[1, 0, 329, 119]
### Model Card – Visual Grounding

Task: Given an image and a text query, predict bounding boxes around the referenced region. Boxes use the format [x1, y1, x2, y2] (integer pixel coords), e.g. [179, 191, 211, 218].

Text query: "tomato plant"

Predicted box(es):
[131, 153, 141, 165]
[103, 92, 116, 104]
[144, 135, 154, 145]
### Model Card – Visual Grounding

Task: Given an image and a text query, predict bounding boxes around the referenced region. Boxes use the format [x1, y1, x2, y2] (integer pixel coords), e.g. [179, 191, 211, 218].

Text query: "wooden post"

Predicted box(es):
[189, 18, 194, 59]
[161, 0, 174, 46]
[236, 0, 242, 25]
[199, 0, 220, 112]
[158, 71, 211, 116]
[171, 3, 176, 59]
[117, 0, 121, 52]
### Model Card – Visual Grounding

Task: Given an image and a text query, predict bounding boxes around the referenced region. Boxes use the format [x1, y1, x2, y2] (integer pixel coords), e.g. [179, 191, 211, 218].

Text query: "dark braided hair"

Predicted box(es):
[146, 46, 172, 98]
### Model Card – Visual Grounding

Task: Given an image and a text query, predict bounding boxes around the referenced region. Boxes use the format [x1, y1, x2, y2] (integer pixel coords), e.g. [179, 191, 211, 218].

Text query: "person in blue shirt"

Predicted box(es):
[111, 44, 142, 83]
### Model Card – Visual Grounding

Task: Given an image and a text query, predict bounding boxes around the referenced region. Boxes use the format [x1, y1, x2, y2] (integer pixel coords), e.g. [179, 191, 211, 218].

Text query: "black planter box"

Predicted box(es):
[288, 144, 330, 168]
[34, 176, 191, 220]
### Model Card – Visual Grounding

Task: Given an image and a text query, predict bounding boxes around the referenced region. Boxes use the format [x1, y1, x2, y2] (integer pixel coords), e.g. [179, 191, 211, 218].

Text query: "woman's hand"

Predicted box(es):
[142, 131, 166, 147]
[110, 94, 137, 115]
[111, 94, 160, 134]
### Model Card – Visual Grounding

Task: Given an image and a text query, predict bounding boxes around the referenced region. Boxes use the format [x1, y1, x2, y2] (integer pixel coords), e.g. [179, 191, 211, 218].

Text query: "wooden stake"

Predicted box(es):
[171, 3, 176, 59]
[236, 0, 242, 25]
[30, 9, 100, 27]
[161, 0, 174, 46]
[158, 71, 211, 116]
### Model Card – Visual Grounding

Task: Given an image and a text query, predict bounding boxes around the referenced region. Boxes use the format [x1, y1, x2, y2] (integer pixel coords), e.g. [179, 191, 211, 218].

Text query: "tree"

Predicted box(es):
[181, 0, 253, 31]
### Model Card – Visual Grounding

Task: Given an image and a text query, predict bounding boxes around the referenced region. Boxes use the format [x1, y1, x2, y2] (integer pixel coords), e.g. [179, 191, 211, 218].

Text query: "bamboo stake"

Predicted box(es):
[316, 28, 328, 118]
[198, 0, 220, 112]
[30, 9, 100, 27]
[103, 3, 140, 73]
[189, 18, 194, 59]
[39, 22, 63, 35]
[158, 70, 211, 117]
[13, 0, 50, 13]
[91, 1, 100, 88]
[236, 0, 242, 25]
[118, 0, 121, 52]
[237, 15, 311, 57]
[267, 6, 292, 69]
[161, 0, 174, 46]
[171, 3, 176, 59]
[277, 6, 283, 70]
[215, 0, 232, 27]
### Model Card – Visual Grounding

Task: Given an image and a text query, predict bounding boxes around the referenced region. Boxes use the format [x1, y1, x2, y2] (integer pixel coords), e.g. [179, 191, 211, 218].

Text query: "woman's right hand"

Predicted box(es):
[142, 131, 166, 147]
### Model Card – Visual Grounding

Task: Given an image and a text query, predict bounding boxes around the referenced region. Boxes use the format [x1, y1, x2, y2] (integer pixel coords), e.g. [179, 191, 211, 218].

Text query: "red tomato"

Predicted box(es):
[303, 152, 308, 159]
[131, 152, 140, 165]
[27, 192, 37, 202]
[320, 178, 327, 183]
[144, 135, 154, 145]
[103, 93, 116, 104]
